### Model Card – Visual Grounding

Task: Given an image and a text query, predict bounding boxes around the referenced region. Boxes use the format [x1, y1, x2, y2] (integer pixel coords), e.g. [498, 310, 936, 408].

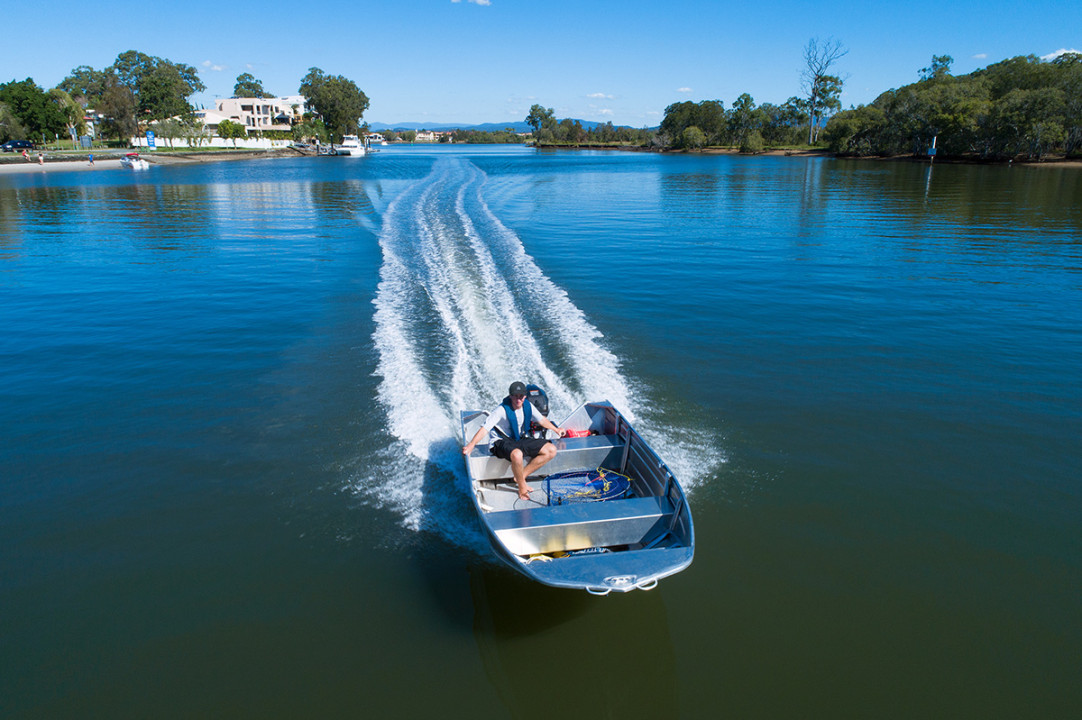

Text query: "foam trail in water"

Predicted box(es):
[360, 157, 720, 543]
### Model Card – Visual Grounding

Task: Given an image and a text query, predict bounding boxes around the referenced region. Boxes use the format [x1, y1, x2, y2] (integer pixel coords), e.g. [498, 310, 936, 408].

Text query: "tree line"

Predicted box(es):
[528, 37, 846, 152]
[824, 53, 1082, 160]
[0, 51, 370, 147]
[525, 93, 818, 152]
[524, 105, 653, 146]
[526, 42, 1081, 163]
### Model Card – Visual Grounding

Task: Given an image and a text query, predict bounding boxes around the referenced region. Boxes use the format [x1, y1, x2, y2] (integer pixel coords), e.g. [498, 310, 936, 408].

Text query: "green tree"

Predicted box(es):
[234, 73, 268, 98]
[823, 51, 1076, 160]
[111, 50, 155, 94]
[823, 103, 888, 155]
[401, 129, 417, 143]
[553, 117, 586, 144]
[0, 78, 66, 142]
[659, 100, 726, 146]
[739, 129, 765, 154]
[658, 100, 697, 143]
[1049, 52, 1082, 155]
[680, 126, 706, 149]
[154, 117, 185, 148]
[729, 93, 764, 147]
[525, 104, 555, 134]
[139, 62, 201, 121]
[986, 87, 1066, 160]
[48, 88, 86, 146]
[153, 117, 207, 148]
[0, 101, 26, 141]
[695, 100, 727, 143]
[800, 37, 848, 143]
[96, 75, 137, 142]
[217, 119, 246, 147]
[106, 50, 204, 127]
[920, 55, 954, 82]
[292, 117, 328, 144]
[299, 67, 369, 142]
[58, 65, 110, 107]
[760, 97, 808, 145]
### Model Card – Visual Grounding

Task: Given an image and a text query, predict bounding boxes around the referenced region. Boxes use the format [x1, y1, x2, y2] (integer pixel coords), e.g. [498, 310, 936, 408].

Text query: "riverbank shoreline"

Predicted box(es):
[3, 144, 1077, 173]
[537, 142, 1082, 166]
[0, 147, 304, 174]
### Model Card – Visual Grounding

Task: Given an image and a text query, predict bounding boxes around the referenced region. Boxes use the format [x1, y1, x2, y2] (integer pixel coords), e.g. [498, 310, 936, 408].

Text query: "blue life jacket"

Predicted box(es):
[499, 396, 532, 440]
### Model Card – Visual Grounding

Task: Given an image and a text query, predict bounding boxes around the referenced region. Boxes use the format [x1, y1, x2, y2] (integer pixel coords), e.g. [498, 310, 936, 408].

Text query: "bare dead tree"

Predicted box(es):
[801, 37, 849, 144]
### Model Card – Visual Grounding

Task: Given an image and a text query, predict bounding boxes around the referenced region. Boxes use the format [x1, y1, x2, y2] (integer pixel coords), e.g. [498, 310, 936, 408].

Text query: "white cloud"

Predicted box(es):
[452, 0, 491, 5]
[587, 92, 614, 99]
[598, 109, 614, 116]
[972, 53, 987, 59]
[676, 87, 693, 94]
[202, 60, 225, 72]
[1041, 48, 1081, 61]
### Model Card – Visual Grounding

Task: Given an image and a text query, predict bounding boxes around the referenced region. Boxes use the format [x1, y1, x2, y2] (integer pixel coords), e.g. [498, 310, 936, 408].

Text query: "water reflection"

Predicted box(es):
[830, 159, 1082, 241]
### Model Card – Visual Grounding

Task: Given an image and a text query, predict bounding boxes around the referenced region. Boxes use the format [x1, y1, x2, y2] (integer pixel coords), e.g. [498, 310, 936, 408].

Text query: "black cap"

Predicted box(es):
[508, 381, 527, 397]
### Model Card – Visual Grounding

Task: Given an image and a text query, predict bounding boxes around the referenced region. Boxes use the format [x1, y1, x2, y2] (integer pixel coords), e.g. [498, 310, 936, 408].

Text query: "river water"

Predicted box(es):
[2, 146, 1079, 717]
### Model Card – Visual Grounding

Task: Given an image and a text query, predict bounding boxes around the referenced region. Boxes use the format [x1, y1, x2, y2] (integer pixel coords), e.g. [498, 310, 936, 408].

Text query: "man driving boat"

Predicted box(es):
[462, 381, 567, 500]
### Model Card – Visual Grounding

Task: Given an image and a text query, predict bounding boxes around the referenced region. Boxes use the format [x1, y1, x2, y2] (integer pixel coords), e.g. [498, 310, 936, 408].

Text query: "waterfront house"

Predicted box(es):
[213, 95, 309, 133]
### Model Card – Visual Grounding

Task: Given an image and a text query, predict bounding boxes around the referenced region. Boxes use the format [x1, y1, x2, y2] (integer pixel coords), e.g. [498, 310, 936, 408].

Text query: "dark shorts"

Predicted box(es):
[491, 437, 552, 462]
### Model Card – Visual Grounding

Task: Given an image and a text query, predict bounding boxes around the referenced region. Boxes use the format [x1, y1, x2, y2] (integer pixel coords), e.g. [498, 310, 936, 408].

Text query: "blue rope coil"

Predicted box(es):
[544, 467, 632, 504]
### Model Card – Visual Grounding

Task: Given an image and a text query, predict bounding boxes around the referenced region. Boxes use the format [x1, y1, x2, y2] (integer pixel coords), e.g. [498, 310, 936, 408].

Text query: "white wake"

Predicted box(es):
[359, 157, 720, 541]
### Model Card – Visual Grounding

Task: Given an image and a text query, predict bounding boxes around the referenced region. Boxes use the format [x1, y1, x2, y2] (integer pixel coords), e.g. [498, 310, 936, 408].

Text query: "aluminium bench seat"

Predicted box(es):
[485, 495, 669, 555]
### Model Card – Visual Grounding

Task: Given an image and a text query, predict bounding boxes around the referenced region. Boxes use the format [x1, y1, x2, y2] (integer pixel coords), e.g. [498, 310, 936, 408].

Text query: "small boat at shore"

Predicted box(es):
[335, 135, 367, 157]
[461, 395, 694, 594]
[120, 152, 149, 170]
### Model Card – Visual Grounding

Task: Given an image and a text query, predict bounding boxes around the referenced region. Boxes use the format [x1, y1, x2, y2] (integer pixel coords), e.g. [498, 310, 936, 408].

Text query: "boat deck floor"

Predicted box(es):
[476, 478, 552, 512]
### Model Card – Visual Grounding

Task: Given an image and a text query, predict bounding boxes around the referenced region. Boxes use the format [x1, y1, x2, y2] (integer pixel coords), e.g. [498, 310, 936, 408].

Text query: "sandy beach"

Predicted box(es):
[0, 147, 302, 175]
[0, 158, 122, 174]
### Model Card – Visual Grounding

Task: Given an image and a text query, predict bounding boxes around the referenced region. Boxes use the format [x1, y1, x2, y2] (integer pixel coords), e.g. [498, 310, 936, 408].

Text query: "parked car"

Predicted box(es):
[1, 140, 34, 152]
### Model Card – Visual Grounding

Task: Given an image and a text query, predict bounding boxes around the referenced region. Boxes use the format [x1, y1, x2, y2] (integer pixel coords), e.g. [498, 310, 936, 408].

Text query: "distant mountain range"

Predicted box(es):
[367, 119, 617, 133]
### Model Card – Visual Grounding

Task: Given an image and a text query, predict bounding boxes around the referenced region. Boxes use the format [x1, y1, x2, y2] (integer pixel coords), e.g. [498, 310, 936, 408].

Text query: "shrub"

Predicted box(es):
[740, 130, 765, 154]
[681, 126, 706, 149]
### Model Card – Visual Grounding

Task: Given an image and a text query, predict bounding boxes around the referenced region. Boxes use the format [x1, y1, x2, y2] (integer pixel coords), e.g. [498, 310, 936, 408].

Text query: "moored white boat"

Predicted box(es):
[461, 396, 694, 594]
[335, 135, 367, 156]
[120, 152, 149, 170]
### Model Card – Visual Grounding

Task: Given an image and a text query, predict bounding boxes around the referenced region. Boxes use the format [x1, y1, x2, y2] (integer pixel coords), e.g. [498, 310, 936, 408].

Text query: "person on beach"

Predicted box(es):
[22, 149, 29, 162]
[462, 381, 567, 500]
[37, 152, 43, 165]
[88, 154, 94, 166]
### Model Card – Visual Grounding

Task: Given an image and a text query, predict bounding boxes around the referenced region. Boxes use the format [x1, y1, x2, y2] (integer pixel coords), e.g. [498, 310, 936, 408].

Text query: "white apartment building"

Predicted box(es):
[213, 95, 310, 133]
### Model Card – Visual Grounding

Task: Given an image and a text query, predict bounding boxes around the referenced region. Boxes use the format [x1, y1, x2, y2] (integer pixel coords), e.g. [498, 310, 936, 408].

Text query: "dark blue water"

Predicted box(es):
[2, 147, 1080, 717]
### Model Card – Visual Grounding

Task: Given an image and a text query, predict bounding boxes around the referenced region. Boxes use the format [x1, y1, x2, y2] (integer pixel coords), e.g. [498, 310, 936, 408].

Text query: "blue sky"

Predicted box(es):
[4, 0, 1079, 127]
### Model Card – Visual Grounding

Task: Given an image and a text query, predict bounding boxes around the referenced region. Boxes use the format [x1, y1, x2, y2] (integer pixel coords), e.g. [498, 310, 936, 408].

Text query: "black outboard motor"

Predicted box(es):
[525, 384, 549, 436]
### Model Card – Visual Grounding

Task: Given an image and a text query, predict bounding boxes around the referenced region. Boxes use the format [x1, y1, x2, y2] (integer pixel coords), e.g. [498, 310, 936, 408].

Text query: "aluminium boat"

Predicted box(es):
[460, 396, 693, 594]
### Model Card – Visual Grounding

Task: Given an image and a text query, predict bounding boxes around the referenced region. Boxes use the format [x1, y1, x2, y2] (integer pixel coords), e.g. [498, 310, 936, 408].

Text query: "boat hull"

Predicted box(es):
[120, 156, 149, 170]
[461, 401, 694, 593]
